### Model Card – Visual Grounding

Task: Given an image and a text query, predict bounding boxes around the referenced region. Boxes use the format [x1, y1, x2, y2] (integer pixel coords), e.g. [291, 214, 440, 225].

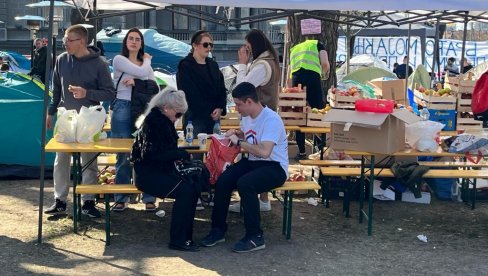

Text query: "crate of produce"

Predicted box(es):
[306, 106, 331, 127]
[445, 73, 476, 93]
[428, 109, 457, 131]
[457, 112, 483, 130]
[414, 89, 456, 110]
[279, 106, 306, 126]
[278, 91, 307, 107]
[220, 112, 241, 126]
[329, 87, 361, 109]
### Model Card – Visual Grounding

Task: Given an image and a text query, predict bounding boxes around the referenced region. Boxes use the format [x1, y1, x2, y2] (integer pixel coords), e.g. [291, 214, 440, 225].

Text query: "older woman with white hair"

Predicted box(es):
[131, 87, 200, 252]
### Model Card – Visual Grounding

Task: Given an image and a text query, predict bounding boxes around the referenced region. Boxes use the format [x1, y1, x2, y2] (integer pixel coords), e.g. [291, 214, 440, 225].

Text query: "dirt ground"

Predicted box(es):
[1, 175, 488, 275]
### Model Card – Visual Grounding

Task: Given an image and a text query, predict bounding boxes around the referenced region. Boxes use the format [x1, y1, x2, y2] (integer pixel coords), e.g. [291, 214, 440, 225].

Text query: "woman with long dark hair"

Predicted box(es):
[111, 28, 157, 212]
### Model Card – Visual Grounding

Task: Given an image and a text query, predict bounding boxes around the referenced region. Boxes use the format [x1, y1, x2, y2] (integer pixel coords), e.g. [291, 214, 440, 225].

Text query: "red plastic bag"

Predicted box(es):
[471, 72, 488, 119]
[205, 136, 240, 185]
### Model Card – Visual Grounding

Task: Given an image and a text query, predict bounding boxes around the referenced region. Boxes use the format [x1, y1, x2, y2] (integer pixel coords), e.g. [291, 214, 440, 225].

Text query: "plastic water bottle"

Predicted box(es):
[213, 120, 221, 135]
[420, 107, 430, 121]
[185, 121, 194, 144]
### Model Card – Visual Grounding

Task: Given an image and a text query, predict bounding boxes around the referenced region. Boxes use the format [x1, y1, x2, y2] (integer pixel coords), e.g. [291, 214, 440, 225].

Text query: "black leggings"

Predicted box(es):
[292, 70, 325, 153]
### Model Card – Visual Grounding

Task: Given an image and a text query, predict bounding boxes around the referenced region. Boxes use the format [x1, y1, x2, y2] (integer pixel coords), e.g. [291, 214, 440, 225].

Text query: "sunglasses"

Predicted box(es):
[175, 112, 183, 118]
[200, 42, 214, 48]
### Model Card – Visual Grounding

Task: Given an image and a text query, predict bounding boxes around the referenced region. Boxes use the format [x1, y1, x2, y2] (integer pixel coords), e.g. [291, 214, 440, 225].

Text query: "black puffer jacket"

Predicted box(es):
[130, 107, 190, 171]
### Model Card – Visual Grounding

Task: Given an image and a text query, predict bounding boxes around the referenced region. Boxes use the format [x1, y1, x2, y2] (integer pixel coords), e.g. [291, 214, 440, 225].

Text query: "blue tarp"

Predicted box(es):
[0, 51, 31, 73]
[97, 29, 191, 74]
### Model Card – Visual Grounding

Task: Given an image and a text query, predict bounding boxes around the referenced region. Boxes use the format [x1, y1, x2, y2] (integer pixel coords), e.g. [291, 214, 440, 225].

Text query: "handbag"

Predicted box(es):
[174, 159, 211, 193]
[130, 78, 159, 132]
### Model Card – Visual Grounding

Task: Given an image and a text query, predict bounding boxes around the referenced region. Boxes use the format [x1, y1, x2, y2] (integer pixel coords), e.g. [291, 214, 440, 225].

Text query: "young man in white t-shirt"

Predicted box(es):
[200, 82, 288, 253]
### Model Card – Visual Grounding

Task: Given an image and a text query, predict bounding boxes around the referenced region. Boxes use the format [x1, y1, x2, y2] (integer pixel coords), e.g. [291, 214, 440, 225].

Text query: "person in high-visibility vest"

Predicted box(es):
[289, 39, 330, 160]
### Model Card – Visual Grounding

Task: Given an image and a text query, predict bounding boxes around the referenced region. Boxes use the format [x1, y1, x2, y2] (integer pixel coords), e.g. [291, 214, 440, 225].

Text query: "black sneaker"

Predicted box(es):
[294, 153, 308, 161]
[200, 228, 225, 247]
[81, 200, 101, 218]
[232, 234, 265, 253]
[44, 199, 66, 215]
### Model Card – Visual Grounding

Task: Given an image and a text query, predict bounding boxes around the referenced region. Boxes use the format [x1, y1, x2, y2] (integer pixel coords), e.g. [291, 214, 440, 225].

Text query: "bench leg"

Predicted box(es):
[367, 156, 375, 236]
[343, 178, 351, 218]
[323, 176, 330, 208]
[72, 153, 81, 233]
[105, 195, 111, 246]
[359, 156, 365, 224]
[281, 191, 294, 240]
[471, 178, 477, 210]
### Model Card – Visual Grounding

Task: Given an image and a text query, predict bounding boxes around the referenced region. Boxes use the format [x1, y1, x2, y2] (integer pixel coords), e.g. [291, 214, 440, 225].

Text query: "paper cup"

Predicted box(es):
[197, 133, 208, 149]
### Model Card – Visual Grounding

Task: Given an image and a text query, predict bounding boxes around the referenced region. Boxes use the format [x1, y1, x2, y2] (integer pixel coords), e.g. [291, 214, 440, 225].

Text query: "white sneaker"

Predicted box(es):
[259, 199, 271, 212]
[196, 198, 205, 211]
[228, 200, 272, 213]
[228, 201, 241, 213]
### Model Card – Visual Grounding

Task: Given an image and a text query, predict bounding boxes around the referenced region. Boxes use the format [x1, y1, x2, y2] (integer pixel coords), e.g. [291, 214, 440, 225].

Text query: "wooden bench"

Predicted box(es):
[75, 181, 320, 245]
[319, 167, 488, 235]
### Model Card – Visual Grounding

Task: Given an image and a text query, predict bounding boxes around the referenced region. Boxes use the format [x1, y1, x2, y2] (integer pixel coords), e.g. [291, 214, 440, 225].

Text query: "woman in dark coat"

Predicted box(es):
[176, 30, 227, 135]
[131, 88, 200, 252]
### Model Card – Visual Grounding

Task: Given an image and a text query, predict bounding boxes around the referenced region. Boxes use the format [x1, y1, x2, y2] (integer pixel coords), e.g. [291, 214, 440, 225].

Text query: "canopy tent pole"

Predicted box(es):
[432, 18, 440, 86]
[38, 0, 55, 244]
[460, 11, 469, 75]
[280, 22, 289, 88]
[404, 23, 411, 106]
[93, 0, 97, 45]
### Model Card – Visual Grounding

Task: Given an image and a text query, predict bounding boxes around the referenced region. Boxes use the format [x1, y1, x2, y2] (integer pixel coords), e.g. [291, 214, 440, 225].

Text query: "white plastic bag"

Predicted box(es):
[76, 105, 107, 143]
[405, 121, 445, 151]
[54, 107, 78, 143]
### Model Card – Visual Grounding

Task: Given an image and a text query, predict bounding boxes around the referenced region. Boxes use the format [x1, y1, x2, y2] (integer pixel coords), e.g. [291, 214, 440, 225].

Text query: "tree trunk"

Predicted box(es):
[287, 12, 339, 98]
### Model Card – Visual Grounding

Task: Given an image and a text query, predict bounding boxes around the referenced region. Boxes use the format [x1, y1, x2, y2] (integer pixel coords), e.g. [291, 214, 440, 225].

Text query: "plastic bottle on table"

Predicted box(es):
[420, 106, 430, 121]
[185, 121, 194, 144]
[213, 120, 221, 135]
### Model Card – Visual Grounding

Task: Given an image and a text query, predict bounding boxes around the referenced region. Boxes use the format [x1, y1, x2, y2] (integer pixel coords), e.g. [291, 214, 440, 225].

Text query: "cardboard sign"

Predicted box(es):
[301, 19, 321, 35]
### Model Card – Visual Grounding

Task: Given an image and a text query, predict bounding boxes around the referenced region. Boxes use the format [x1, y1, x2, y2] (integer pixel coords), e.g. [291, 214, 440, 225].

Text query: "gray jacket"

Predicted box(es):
[48, 46, 115, 115]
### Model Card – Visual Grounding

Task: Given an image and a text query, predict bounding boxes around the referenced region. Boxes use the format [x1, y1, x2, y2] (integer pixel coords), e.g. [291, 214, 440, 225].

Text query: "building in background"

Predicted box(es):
[0, 2, 285, 66]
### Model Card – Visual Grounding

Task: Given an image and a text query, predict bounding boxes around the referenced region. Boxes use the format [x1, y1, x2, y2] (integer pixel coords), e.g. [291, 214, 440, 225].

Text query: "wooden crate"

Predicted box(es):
[306, 112, 330, 127]
[279, 111, 306, 126]
[278, 92, 307, 107]
[329, 92, 360, 109]
[457, 117, 483, 130]
[220, 112, 240, 126]
[414, 90, 457, 110]
[456, 93, 472, 112]
[445, 74, 476, 93]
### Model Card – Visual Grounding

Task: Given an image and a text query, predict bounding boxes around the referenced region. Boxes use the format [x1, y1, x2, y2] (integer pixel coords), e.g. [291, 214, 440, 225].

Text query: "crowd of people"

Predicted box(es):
[32, 22, 360, 254]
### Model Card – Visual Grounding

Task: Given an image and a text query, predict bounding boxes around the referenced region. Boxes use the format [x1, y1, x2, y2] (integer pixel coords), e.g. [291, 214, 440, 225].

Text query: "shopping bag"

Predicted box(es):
[448, 134, 488, 162]
[76, 105, 107, 143]
[205, 135, 240, 185]
[53, 107, 78, 143]
[471, 72, 488, 120]
[405, 120, 445, 152]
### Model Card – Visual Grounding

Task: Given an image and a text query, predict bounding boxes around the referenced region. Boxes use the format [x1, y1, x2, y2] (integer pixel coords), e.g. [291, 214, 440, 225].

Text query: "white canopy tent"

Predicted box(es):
[37, 0, 488, 243]
[72, 0, 488, 12]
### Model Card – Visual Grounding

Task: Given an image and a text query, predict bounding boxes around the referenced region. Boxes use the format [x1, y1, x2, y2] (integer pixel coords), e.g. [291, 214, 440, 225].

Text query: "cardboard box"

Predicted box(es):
[368, 79, 406, 103]
[323, 109, 421, 154]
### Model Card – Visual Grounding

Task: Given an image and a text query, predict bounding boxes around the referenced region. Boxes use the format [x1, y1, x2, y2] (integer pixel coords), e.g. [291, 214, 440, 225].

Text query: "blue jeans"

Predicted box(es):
[111, 99, 156, 203]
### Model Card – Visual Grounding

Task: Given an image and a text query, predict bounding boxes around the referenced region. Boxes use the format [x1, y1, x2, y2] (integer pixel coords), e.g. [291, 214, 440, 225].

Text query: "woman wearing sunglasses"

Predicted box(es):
[176, 30, 227, 210]
[111, 28, 158, 212]
[228, 29, 281, 213]
[131, 88, 200, 252]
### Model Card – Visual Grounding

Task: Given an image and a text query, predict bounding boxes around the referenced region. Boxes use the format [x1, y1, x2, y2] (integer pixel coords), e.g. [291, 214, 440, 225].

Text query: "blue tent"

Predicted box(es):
[0, 72, 54, 175]
[97, 29, 191, 74]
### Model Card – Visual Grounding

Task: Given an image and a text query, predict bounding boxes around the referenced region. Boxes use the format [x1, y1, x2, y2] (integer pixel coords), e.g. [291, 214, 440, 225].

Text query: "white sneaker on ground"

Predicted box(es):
[196, 198, 205, 211]
[228, 199, 272, 213]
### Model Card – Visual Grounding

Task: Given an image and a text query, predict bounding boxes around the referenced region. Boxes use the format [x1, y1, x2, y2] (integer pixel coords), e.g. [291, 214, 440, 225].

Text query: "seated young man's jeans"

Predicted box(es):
[211, 159, 287, 236]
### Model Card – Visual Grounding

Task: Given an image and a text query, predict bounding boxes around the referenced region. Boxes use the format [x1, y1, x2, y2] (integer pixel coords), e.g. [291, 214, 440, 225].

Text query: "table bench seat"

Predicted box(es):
[300, 159, 488, 168]
[75, 180, 320, 245]
[320, 167, 488, 178]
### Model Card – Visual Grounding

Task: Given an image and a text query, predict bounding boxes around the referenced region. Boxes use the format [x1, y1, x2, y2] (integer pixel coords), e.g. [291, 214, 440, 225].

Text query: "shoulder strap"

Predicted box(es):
[114, 72, 125, 98]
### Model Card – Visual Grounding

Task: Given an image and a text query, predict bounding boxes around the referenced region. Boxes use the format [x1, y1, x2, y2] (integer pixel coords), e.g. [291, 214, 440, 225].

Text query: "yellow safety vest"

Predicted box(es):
[289, 40, 322, 77]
